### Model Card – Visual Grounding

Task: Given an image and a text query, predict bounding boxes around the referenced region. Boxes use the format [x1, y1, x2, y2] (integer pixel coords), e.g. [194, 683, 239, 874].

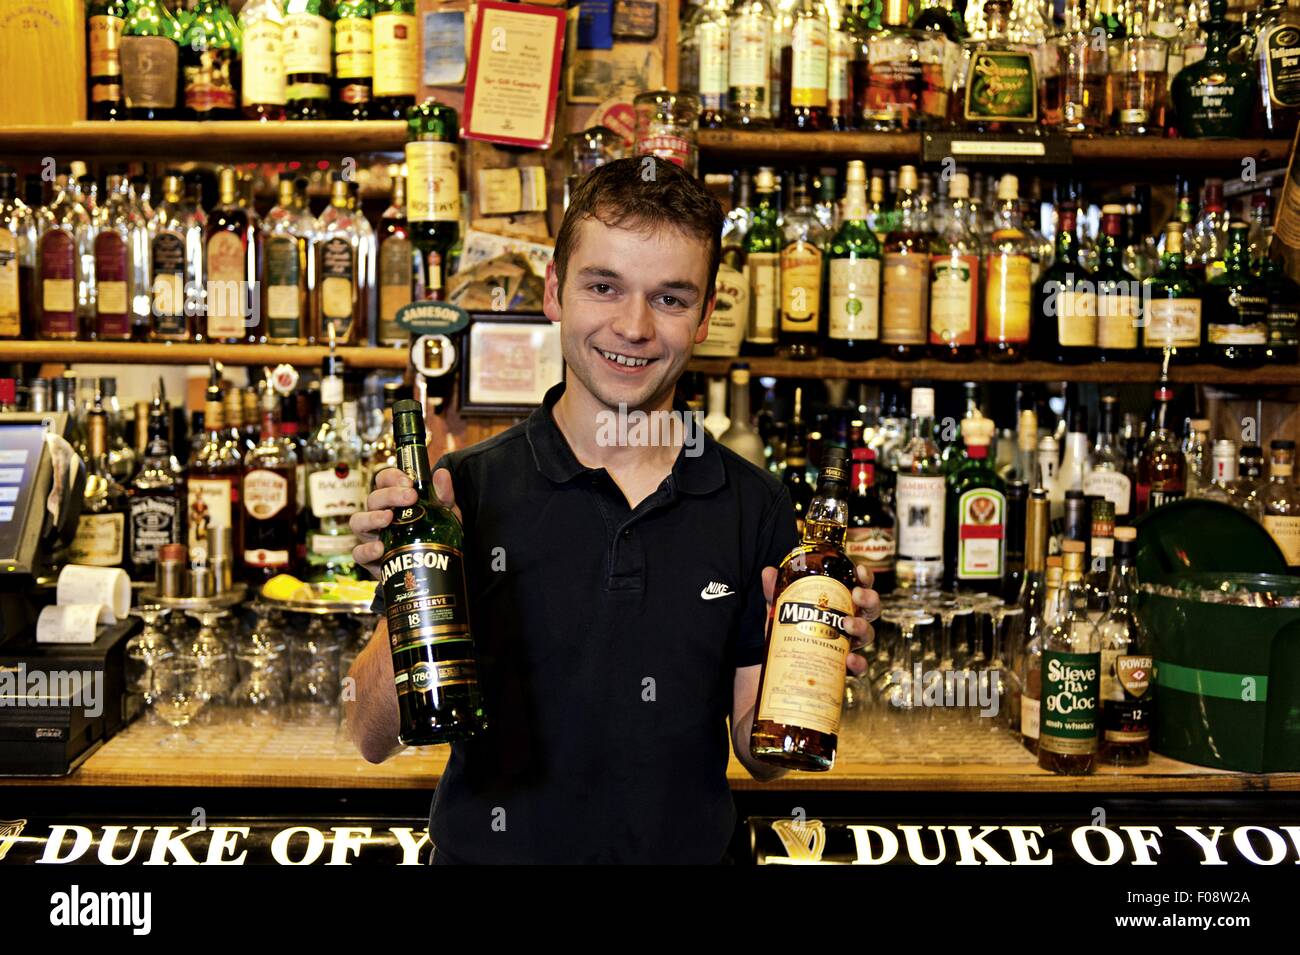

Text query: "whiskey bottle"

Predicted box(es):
[377, 166, 415, 346]
[284, 0, 333, 120]
[1016, 490, 1050, 754]
[781, 0, 830, 130]
[242, 391, 299, 584]
[381, 398, 487, 744]
[92, 172, 144, 342]
[983, 174, 1032, 362]
[1032, 201, 1095, 363]
[187, 368, 242, 556]
[718, 365, 767, 469]
[239, 0, 288, 121]
[845, 445, 896, 594]
[205, 167, 258, 344]
[182, 0, 240, 121]
[1142, 222, 1202, 362]
[913, 0, 961, 128]
[0, 167, 35, 340]
[728, 0, 775, 127]
[1205, 223, 1267, 367]
[1262, 440, 1300, 570]
[1097, 526, 1152, 766]
[1170, 0, 1255, 138]
[880, 165, 929, 360]
[405, 98, 461, 302]
[88, 0, 130, 120]
[149, 172, 193, 342]
[1093, 205, 1141, 363]
[129, 392, 184, 581]
[1254, 0, 1300, 137]
[928, 171, 980, 361]
[305, 354, 367, 580]
[825, 160, 881, 360]
[36, 170, 94, 341]
[957, 0, 1038, 132]
[781, 414, 814, 530]
[1112, 5, 1167, 135]
[1260, 227, 1300, 364]
[1048, 0, 1106, 133]
[69, 401, 130, 570]
[1083, 395, 1132, 521]
[750, 446, 856, 771]
[313, 174, 363, 345]
[372, 0, 419, 120]
[683, 0, 731, 127]
[743, 167, 782, 354]
[860, 0, 921, 131]
[827, 11, 855, 130]
[895, 386, 946, 589]
[777, 171, 827, 359]
[261, 174, 309, 345]
[121, 0, 182, 121]
[1037, 540, 1100, 775]
[333, 0, 375, 120]
[1134, 384, 1185, 514]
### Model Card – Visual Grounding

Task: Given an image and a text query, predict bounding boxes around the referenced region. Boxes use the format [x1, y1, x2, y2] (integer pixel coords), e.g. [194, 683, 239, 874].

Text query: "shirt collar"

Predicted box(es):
[525, 382, 725, 496]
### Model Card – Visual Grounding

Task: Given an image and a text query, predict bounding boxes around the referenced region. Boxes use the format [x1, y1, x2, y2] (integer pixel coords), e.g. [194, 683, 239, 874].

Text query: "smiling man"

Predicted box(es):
[346, 157, 879, 864]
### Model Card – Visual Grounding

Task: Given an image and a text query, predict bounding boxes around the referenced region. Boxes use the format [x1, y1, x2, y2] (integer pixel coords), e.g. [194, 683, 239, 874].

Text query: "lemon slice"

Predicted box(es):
[262, 574, 307, 602]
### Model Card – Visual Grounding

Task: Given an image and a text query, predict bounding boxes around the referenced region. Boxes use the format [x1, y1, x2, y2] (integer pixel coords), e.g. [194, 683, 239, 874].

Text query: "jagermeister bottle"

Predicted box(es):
[380, 399, 487, 745]
[405, 99, 461, 301]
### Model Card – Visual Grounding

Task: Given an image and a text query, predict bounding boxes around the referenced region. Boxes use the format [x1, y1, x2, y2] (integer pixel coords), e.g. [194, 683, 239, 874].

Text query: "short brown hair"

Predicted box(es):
[551, 156, 724, 309]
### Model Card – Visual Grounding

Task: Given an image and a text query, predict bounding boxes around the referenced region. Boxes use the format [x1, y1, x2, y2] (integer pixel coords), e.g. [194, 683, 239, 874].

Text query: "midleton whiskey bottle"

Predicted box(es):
[380, 399, 487, 745]
[750, 446, 857, 771]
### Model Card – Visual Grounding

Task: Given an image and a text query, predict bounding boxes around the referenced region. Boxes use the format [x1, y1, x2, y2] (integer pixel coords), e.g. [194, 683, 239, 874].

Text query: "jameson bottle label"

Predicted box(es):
[845, 526, 896, 573]
[69, 514, 125, 567]
[1039, 650, 1100, 755]
[695, 263, 747, 356]
[697, 21, 728, 102]
[151, 231, 188, 337]
[184, 48, 237, 112]
[984, 253, 1031, 343]
[790, 18, 829, 107]
[0, 233, 22, 336]
[187, 478, 234, 549]
[728, 15, 770, 111]
[957, 488, 1005, 580]
[964, 52, 1037, 122]
[829, 257, 880, 340]
[380, 237, 415, 343]
[285, 13, 331, 100]
[895, 474, 945, 560]
[929, 255, 978, 346]
[1264, 25, 1300, 107]
[319, 236, 357, 338]
[756, 575, 853, 736]
[746, 252, 779, 343]
[1096, 292, 1139, 348]
[206, 231, 247, 339]
[121, 36, 179, 109]
[39, 231, 77, 336]
[405, 143, 461, 222]
[242, 20, 287, 106]
[1056, 289, 1098, 346]
[335, 16, 375, 85]
[94, 232, 131, 338]
[382, 542, 477, 691]
[780, 243, 821, 332]
[264, 236, 302, 340]
[1146, 299, 1201, 347]
[881, 253, 927, 344]
[1102, 650, 1152, 744]
[129, 495, 180, 566]
[374, 12, 418, 97]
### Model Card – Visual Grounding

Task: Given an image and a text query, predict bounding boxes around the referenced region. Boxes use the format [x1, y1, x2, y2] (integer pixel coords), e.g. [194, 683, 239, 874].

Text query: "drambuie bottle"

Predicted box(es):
[750, 446, 857, 771]
[380, 399, 486, 744]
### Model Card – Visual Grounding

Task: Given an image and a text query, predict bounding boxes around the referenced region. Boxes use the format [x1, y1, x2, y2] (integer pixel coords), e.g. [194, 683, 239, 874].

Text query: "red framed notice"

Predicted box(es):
[460, 1, 567, 149]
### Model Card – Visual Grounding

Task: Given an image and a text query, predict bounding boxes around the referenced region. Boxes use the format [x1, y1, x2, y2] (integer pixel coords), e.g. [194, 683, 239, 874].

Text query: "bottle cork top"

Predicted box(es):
[898, 165, 919, 192]
[949, 173, 970, 199]
[996, 174, 1019, 201]
[1062, 540, 1085, 553]
[961, 413, 995, 446]
[1114, 527, 1137, 542]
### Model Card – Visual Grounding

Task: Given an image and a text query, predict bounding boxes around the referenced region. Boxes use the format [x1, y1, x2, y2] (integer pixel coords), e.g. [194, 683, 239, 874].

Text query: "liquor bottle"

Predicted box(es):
[121, 0, 182, 120]
[0, 168, 35, 340]
[1093, 205, 1141, 363]
[945, 414, 1006, 593]
[929, 171, 980, 361]
[777, 171, 827, 360]
[1085, 497, 1115, 621]
[240, 0, 287, 120]
[728, 0, 775, 127]
[845, 445, 896, 594]
[69, 401, 130, 570]
[1002, 479, 1028, 603]
[1255, 0, 1300, 137]
[1095, 525, 1152, 765]
[240, 388, 262, 457]
[36, 171, 94, 341]
[1037, 540, 1100, 775]
[782, 416, 814, 530]
[880, 165, 929, 360]
[380, 398, 487, 744]
[1049, 0, 1106, 133]
[1204, 223, 1267, 367]
[983, 174, 1032, 362]
[1190, 178, 1229, 281]
[750, 446, 856, 771]
[205, 167, 258, 344]
[129, 392, 184, 582]
[722, 169, 754, 269]
[1198, 437, 1239, 505]
[1082, 395, 1132, 522]
[224, 386, 249, 461]
[406, 98, 461, 302]
[1016, 488, 1049, 753]
[372, 0, 419, 120]
[895, 386, 945, 589]
[866, 171, 891, 245]
[684, 0, 730, 127]
[781, 0, 829, 130]
[284, 0, 333, 120]
[92, 173, 143, 342]
[913, 0, 961, 128]
[1181, 416, 1211, 498]
[860, 0, 921, 131]
[703, 376, 730, 439]
[743, 167, 781, 354]
[957, 0, 1038, 132]
[1142, 222, 1201, 362]
[719, 364, 767, 469]
[313, 174, 363, 345]
[825, 160, 881, 361]
[260, 174, 309, 345]
[814, 168, 839, 233]
[377, 167, 415, 346]
[88, 0, 130, 120]
[827, 11, 855, 130]
[1261, 232, 1300, 364]
[182, 0, 240, 120]
[187, 368, 242, 556]
[149, 172, 193, 342]
[351, 180, 378, 345]
[334, 0, 375, 119]
[1262, 440, 1300, 570]
[1171, 0, 1255, 138]
[1112, 4, 1167, 134]
[1033, 202, 1096, 364]
[305, 354, 367, 579]
[1123, 187, 1160, 281]
[1134, 384, 1185, 514]
[242, 392, 299, 584]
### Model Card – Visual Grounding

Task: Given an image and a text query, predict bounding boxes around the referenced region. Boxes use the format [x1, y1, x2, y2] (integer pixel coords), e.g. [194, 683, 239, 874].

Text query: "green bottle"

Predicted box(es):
[284, 0, 334, 120]
[380, 399, 487, 746]
[87, 0, 131, 120]
[405, 99, 461, 301]
[373, 0, 419, 119]
[1171, 0, 1256, 138]
[944, 414, 1006, 594]
[120, 0, 183, 121]
[182, 0, 241, 120]
[742, 167, 782, 355]
[1032, 202, 1096, 364]
[333, 0, 375, 120]
[1205, 223, 1268, 367]
[1092, 205, 1141, 363]
[1142, 222, 1202, 362]
[826, 160, 881, 361]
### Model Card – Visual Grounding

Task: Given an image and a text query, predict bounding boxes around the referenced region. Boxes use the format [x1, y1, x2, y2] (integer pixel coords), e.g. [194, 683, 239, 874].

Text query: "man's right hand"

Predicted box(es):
[351, 466, 461, 580]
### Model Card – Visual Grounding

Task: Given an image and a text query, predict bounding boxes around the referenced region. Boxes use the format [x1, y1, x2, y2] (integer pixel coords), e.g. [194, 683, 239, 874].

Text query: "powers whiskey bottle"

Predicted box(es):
[750, 446, 857, 772]
[380, 399, 487, 744]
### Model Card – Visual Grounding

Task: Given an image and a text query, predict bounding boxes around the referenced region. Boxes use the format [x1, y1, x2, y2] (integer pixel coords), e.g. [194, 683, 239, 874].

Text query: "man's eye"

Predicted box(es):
[590, 283, 613, 295]
[659, 295, 687, 309]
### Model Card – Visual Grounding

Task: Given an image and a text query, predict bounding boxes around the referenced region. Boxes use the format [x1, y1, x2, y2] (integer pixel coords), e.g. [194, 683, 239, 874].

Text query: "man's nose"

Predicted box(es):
[609, 297, 654, 342]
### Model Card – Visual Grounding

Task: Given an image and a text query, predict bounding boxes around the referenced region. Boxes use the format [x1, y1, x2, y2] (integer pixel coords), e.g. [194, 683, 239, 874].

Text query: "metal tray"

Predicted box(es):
[138, 583, 248, 612]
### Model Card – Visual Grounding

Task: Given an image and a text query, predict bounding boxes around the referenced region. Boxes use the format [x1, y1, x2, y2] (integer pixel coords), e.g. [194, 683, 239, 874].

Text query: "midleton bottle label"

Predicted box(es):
[756, 576, 853, 737]
[381, 540, 477, 696]
[1040, 650, 1100, 755]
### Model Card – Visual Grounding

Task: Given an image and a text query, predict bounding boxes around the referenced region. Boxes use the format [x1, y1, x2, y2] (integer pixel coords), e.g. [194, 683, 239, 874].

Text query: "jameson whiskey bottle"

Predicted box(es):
[381, 398, 487, 745]
[826, 160, 881, 360]
[88, 0, 130, 120]
[1038, 541, 1100, 775]
[1097, 527, 1152, 766]
[750, 446, 856, 771]
[405, 99, 461, 302]
[334, 0, 375, 120]
[284, 0, 334, 120]
[372, 0, 420, 120]
[240, 0, 288, 121]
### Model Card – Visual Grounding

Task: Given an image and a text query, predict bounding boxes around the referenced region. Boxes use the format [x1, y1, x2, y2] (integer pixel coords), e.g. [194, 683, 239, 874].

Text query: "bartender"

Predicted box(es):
[346, 157, 881, 864]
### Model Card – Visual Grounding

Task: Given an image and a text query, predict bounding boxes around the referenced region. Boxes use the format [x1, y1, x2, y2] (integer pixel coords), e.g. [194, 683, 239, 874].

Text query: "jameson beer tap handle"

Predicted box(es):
[380, 399, 487, 745]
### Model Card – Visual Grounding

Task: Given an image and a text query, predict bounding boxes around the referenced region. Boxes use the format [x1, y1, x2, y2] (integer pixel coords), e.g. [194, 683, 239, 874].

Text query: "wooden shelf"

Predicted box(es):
[688, 356, 1300, 387]
[0, 121, 407, 161]
[0, 340, 409, 369]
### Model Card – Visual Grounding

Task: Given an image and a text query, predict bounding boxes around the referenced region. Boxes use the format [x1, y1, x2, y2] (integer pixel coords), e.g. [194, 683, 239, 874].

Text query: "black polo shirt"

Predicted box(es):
[370, 382, 798, 863]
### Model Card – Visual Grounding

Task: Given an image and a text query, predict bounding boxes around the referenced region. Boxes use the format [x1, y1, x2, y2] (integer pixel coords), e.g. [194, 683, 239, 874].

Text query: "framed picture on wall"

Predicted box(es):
[459, 313, 564, 414]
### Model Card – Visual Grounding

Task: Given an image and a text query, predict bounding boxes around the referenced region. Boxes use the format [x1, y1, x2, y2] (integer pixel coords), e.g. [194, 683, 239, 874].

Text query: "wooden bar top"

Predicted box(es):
[1, 720, 1296, 793]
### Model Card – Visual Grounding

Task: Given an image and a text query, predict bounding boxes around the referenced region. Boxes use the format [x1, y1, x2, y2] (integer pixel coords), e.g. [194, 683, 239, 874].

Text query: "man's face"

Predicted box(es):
[544, 216, 715, 413]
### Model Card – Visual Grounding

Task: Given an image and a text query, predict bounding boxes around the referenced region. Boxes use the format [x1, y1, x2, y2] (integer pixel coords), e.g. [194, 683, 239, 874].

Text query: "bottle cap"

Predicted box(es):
[820, 446, 849, 483]
[996, 174, 1019, 201]
[754, 167, 776, 192]
[948, 172, 970, 200]
[1114, 527, 1137, 542]
[898, 165, 918, 192]
[845, 160, 866, 186]
[393, 398, 426, 441]
[1062, 539, 1085, 553]
[960, 413, 995, 446]
[730, 365, 751, 385]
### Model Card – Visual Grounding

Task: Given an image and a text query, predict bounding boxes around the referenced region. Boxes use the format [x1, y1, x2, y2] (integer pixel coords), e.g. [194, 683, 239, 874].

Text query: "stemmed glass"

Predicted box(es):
[986, 605, 1025, 732]
[874, 607, 935, 725]
[126, 603, 172, 723]
[151, 657, 206, 748]
[181, 610, 234, 724]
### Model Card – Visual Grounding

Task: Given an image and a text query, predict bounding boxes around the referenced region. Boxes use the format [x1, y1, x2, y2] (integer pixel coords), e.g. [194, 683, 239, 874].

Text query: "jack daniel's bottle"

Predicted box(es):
[750, 446, 856, 771]
[380, 399, 486, 745]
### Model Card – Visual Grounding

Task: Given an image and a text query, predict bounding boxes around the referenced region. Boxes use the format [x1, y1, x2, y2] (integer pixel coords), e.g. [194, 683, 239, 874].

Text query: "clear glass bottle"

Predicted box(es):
[782, 0, 830, 129]
[187, 367, 242, 557]
[90, 173, 142, 342]
[686, 0, 731, 127]
[860, 0, 922, 130]
[727, 0, 776, 127]
[914, 0, 962, 128]
[1112, 3, 1168, 134]
[929, 171, 981, 361]
[983, 174, 1033, 362]
[1049, 0, 1108, 133]
[0, 166, 35, 340]
[1135, 383, 1186, 514]
[305, 354, 367, 580]
[313, 174, 363, 346]
[240, 0, 288, 121]
[128, 391, 185, 581]
[718, 365, 767, 469]
[1084, 394, 1133, 521]
[895, 386, 946, 590]
[881, 165, 930, 360]
[68, 400, 130, 571]
[260, 174, 309, 345]
[1198, 437, 1239, 506]
[1017, 492, 1050, 754]
[956, 0, 1039, 132]
[778, 170, 827, 360]
[36, 170, 94, 341]
[1262, 440, 1300, 571]
[1097, 526, 1152, 766]
[283, 0, 333, 120]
